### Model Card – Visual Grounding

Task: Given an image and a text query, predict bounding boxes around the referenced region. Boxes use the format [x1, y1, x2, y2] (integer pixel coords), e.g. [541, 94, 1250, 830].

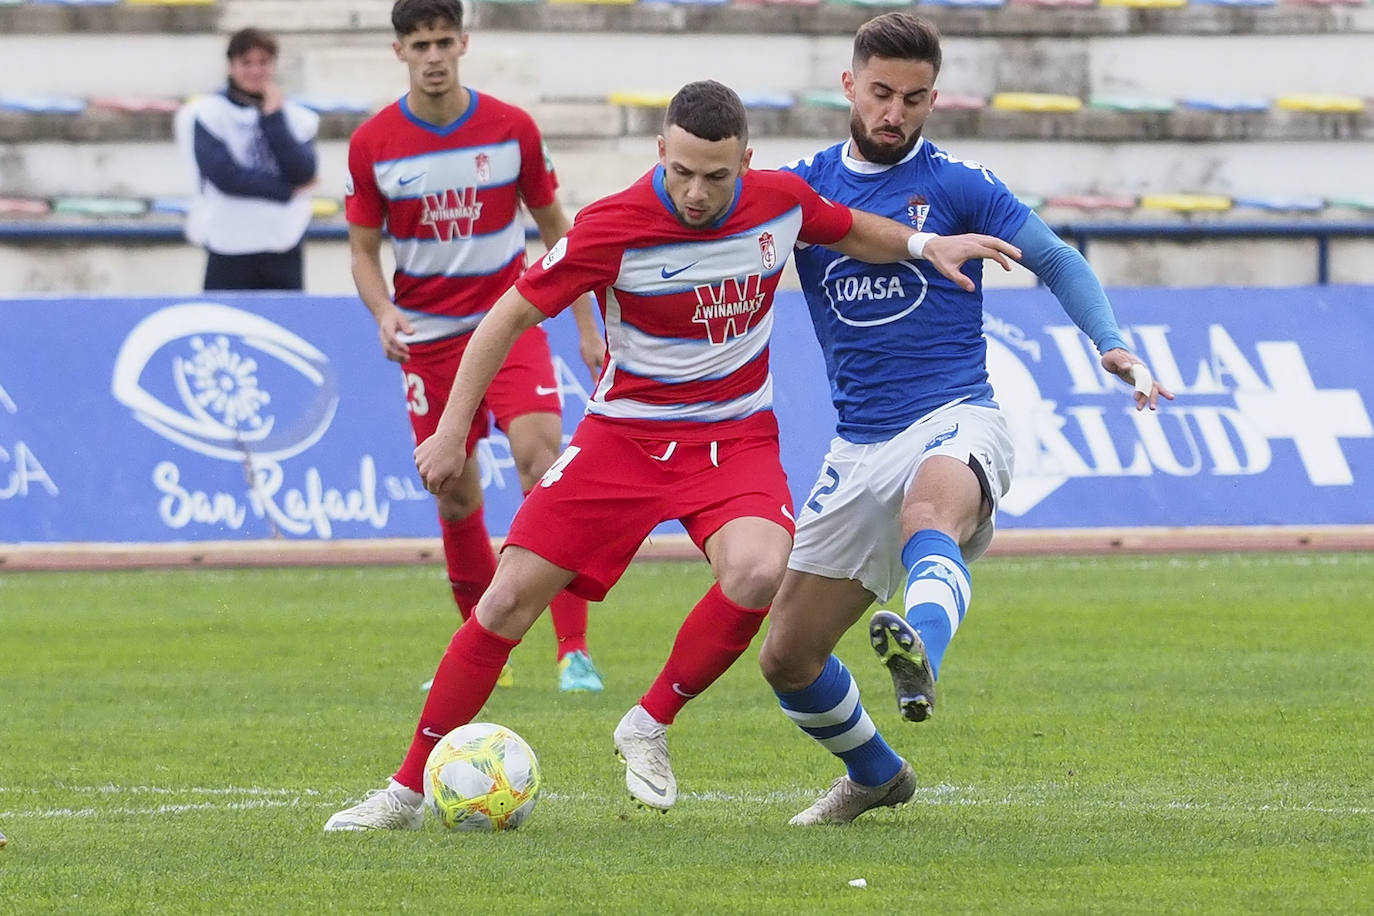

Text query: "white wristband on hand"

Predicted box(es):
[906, 232, 939, 260]
[1130, 363, 1153, 396]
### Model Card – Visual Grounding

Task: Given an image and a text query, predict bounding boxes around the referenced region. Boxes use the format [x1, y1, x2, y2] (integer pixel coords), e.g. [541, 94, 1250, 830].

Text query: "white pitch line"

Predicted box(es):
[3, 784, 1371, 821]
[1, 798, 309, 819]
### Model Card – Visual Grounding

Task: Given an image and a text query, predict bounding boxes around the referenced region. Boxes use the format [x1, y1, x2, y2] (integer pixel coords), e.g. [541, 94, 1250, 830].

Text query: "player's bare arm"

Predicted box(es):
[527, 202, 606, 380]
[348, 223, 413, 363]
[1100, 348, 1175, 411]
[414, 286, 548, 495]
[829, 208, 1022, 293]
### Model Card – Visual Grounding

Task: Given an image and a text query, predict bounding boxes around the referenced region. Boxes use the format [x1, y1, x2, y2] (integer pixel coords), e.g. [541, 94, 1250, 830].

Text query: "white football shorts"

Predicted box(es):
[788, 401, 1014, 603]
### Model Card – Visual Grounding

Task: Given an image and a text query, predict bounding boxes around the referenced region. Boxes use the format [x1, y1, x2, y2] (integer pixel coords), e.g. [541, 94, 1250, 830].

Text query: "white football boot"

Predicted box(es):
[324, 785, 424, 832]
[789, 760, 917, 826]
[613, 705, 677, 811]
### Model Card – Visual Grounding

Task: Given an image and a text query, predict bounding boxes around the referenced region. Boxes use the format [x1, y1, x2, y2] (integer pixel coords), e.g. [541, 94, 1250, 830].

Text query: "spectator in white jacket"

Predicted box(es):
[176, 27, 319, 291]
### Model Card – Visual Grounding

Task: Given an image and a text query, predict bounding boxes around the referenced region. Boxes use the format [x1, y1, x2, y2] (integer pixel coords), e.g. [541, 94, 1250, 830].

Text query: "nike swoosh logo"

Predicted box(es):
[671, 682, 699, 698]
[535, 385, 560, 396]
[398, 173, 426, 187]
[659, 261, 699, 279]
[421, 726, 446, 740]
[629, 771, 670, 797]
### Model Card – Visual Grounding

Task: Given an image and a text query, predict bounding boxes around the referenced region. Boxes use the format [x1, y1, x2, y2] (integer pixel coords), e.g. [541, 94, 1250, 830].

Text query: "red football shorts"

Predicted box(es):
[402, 325, 561, 456]
[504, 416, 796, 601]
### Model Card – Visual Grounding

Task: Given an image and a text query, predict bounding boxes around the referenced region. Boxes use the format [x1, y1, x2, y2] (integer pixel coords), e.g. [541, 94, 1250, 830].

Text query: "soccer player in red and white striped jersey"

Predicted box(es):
[345, 0, 606, 695]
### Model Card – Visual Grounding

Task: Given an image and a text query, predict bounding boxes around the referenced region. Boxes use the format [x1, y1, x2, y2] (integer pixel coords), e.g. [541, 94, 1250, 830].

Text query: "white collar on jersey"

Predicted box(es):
[841, 135, 926, 174]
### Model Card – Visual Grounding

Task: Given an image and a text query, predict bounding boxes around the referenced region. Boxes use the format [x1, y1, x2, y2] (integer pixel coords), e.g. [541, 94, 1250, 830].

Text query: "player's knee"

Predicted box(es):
[437, 490, 483, 520]
[758, 630, 823, 692]
[717, 552, 787, 609]
[472, 578, 540, 640]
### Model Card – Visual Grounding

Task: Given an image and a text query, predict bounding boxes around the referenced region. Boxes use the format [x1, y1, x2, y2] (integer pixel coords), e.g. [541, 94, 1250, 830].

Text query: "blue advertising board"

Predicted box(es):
[2, 286, 1372, 543]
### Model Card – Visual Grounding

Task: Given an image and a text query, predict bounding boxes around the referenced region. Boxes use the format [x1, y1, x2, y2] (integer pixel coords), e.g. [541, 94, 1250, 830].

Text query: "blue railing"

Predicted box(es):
[3, 219, 1372, 284]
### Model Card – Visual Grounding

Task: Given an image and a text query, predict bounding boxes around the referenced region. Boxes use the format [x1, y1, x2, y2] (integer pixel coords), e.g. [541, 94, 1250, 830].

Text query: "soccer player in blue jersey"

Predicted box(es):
[758, 12, 1174, 825]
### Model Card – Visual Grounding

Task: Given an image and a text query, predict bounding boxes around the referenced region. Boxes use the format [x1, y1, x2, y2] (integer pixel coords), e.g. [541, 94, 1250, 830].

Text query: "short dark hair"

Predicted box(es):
[226, 27, 278, 61]
[853, 12, 942, 76]
[664, 80, 749, 145]
[392, 0, 464, 36]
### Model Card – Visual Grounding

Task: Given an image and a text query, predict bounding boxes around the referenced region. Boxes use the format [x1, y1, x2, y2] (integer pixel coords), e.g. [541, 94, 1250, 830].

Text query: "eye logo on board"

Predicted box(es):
[111, 303, 339, 462]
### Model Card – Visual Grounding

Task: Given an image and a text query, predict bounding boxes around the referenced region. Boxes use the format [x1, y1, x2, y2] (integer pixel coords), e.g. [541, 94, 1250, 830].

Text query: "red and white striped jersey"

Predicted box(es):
[346, 91, 558, 343]
[516, 165, 853, 439]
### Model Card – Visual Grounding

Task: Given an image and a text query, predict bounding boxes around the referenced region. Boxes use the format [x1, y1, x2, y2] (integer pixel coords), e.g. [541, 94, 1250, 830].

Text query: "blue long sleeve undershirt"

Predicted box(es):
[1010, 211, 1128, 354]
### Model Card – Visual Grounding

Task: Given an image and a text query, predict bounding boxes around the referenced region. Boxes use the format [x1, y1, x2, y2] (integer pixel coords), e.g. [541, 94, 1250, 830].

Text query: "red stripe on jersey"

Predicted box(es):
[394, 252, 522, 311]
[610, 274, 780, 342]
[385, 184, 521, 243]
[607, 349, 770, 405]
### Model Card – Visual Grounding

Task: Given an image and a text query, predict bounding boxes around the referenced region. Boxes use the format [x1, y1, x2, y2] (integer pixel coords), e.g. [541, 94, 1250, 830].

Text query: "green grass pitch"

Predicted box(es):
[1, 553, 1372, 913]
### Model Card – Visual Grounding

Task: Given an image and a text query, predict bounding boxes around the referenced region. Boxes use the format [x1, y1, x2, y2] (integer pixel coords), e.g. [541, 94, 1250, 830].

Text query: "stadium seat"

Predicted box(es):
[991, 92, 1083, 113]
[1139, 193, 1232, 213]
[1232, 194, 1325, 212]
[1099, 0, 1186, 6]
[1191, 0, 1276, 6]
[1180, 97, 1271, 113]
[0, 95, 87, 114]
[29, 0, 119, 5]
[1009, 0, 1098, 7]
[934, 93, 988, 111]
[641, 0, 733, 4]
[800, 90, 850, 110]
[919, 0, 1008, 7]
[293, 96, 372, 115]
[1275, 94, 1364, 113]
[0, 198, 51, 216]
[739, 92, 794, 110]
[826, 0, 914, 7]
[1089, 95, 1175, 113]
[608, 90, 675, 109]
[311, 198, 342, 218]
[88, 96, 182, 114]
[149, 197, 192, 215]
[1045, 193, 1137, 211]
[51, 197, 149, 218]
[1328, 195, 1374, 210]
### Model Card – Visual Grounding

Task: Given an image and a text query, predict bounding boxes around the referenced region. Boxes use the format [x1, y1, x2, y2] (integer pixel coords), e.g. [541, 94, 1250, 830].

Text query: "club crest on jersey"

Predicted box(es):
[907, 194, 930, 230]
[692, 274, 766, 345]
[420, 187, 483, 241]
[475, 152, 491, 185]
[758, 232, 776, 271]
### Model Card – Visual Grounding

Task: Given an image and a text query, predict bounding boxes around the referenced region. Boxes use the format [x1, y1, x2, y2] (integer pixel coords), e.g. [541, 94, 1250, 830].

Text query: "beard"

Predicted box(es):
[849, 110, 920, 165]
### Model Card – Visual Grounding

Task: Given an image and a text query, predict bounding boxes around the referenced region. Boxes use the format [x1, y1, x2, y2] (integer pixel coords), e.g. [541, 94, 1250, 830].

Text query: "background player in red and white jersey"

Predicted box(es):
[325, 79, 1018, 830]
[345, 0, 607, 693]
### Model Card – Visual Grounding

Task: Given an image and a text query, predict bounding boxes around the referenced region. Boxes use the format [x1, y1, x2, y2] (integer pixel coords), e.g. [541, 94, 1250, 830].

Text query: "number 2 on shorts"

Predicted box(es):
[804, 465, 840, 514]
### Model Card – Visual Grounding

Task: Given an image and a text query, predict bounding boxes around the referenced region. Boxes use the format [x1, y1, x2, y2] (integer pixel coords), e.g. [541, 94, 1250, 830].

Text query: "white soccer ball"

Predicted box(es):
[422, 722, 542, 831]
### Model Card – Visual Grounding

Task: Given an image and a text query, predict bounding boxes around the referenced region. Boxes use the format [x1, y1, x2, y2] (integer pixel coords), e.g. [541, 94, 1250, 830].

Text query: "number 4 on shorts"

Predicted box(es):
[540, 446, 581, 488]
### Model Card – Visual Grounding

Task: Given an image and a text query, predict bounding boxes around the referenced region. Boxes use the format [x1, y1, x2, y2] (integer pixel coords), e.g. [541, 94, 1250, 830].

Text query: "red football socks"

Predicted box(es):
[440, 509, 498, 619]
[393, 618, 519, 792]
[549, 590, 589, 659]
[640, 583, 768, 725]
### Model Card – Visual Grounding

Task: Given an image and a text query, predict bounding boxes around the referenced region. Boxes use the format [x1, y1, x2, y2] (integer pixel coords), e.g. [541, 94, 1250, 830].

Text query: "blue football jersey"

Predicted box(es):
[783, 137, 1031, 443]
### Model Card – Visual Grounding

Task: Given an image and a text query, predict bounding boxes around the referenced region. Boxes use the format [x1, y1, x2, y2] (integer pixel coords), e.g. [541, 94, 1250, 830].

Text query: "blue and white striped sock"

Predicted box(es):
[901, 529, 972, 679]
[776, 655, 902, 787]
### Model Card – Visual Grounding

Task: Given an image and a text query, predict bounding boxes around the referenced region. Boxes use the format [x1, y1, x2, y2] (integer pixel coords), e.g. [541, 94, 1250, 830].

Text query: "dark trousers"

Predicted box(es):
[204, 243, 304, 291]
